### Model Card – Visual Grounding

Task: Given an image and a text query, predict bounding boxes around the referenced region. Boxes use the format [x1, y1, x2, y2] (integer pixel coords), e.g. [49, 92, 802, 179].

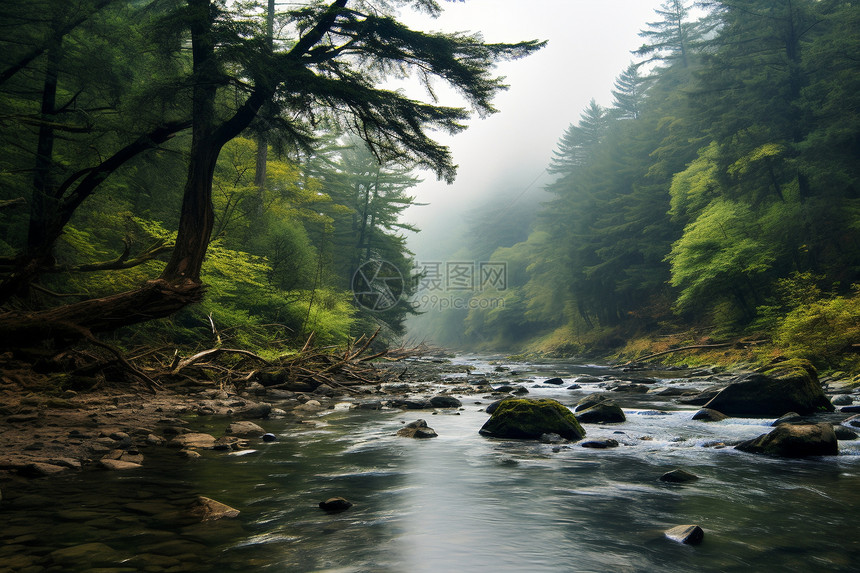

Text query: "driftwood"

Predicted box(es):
[626, 340, 767, 365]
[152, 327, 412, 393]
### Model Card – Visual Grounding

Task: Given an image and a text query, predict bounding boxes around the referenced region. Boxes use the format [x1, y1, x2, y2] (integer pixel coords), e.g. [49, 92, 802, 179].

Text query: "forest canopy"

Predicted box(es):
[0, 0, 542, 352]
[409, 0, 860, 371]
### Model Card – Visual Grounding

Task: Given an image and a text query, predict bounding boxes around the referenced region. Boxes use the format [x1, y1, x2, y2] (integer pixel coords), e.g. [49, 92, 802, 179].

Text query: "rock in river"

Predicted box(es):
[396, 419, 438, 439]
[664, 524, 704, 545]
[319, 497, 352, 513]
[736, 422, 838, 457]
[575, 401, 626, 424]
[574, 393, 610, 412]
[479, 398, 586, 441]
[691, 408, 728, 422]
[188, 496, 240, 521]
[225, 421, 266, 438]
[659, 469, 699, 483]
[702, 360, 833, 417]
[429, 395, 462, 408]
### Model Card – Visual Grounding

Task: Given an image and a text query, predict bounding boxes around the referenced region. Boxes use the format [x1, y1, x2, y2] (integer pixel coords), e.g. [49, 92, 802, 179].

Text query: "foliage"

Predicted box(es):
[412, 0, 860, 373]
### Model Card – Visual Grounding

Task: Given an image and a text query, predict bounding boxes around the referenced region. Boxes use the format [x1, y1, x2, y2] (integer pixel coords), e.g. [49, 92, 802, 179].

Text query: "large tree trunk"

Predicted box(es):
[0, 0, 345, 349]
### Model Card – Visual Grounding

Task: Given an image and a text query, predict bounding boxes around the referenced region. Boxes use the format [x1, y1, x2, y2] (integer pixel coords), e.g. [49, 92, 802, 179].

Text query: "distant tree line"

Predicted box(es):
[417, 0, 860, 368]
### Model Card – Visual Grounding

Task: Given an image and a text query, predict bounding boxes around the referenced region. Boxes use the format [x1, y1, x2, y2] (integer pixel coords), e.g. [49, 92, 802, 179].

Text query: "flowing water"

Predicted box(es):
[2, 356, 860, 572]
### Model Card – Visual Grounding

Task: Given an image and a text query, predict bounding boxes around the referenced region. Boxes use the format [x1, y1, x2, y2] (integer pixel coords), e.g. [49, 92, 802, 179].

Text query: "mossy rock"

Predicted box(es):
[703, 360, 833, 417]
[575, 401, 626, 424]
[479, 398, 586, 441]
[736, 422, 838, 457]
[758, 358, 817, 382]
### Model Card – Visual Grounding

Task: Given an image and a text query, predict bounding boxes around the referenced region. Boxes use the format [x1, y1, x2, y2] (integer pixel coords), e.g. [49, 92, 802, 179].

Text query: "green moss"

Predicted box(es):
[479, 398, 586, 441]
[759, 358, 817, 383]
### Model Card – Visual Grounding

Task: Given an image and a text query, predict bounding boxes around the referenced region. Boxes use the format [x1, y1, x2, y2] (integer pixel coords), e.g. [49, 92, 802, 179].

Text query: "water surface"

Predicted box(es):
[2, 357, 858, 572]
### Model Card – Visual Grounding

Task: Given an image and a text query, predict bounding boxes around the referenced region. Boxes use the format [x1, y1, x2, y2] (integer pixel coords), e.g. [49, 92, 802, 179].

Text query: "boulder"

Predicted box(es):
[574, 393, 610, 412]
[677, 385, 726, 405]
[575, 401, 626, 424]
[771, 412, 802, 426]
[396, 419, 438, 439]
[544, 377, 565, 385]
[655, 387, 694, 397]
[703, 360, 833, 417]
[832, 394, 854, 406]
[664, 525, 704, 545]
[610, 383, 650, 393]
[235, 402, 272, 419]
[485, 398, 511, 416]
[692, 408, 727, 422]
[539, 433, 564, 444]
[225, 421, 266, 438]
[833, 425, 857, 440]
[429, 395, 462, 408]
[479, 398, 586, 441]
[841, 405, 860, 413]
[659, 469, 699, 483]
[736, 422, 838, 457]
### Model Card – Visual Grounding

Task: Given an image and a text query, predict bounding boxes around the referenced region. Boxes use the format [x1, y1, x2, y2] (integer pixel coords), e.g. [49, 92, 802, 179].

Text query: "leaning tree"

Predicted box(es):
[0, 0, 543, 346]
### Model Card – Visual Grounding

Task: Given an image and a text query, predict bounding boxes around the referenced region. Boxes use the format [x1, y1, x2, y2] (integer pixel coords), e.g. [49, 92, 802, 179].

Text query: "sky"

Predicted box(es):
[394, 0, 666, 255]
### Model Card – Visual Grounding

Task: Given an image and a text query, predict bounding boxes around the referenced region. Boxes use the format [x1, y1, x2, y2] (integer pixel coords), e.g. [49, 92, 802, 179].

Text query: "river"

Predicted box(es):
[2, 355, 859, 572]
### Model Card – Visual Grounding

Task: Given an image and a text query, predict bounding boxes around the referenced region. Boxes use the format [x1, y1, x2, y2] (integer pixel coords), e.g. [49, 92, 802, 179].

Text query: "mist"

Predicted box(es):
[398, 0, 666, 342]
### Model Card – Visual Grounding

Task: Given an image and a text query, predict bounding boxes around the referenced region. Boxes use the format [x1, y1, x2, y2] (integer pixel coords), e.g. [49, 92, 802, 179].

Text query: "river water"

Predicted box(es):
[2, 356, 859, 572]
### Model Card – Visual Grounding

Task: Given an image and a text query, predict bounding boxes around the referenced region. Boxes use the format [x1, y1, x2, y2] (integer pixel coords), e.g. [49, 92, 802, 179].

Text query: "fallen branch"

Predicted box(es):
[172, 348, 271, 374]
[626, 342, 734, 365]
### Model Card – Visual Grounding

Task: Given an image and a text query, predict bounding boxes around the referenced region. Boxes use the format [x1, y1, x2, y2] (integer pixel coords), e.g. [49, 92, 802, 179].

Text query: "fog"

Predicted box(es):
[397, 0, 666, 257]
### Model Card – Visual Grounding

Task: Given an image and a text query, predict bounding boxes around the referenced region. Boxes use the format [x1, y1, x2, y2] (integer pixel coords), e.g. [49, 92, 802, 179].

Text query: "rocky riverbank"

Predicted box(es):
[0, 352, 472, 481]
[2, 352, 859, 483]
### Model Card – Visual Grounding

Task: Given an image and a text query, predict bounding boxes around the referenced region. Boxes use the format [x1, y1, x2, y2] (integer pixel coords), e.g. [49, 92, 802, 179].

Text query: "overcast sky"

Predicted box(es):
[396, 0, 666, 252]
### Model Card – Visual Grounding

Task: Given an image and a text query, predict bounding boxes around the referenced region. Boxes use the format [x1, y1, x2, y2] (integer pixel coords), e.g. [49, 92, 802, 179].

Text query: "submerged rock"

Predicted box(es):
[664, 524, 704, 545]
[99, 458, 143, 471]
[575, 401, 626, 424]
[660, 469, 699, 483]
[189, 496, 240, 521]
[319, 497, 352, 513]
[736, 422, 838, 457]
[479, 398, 586, 441]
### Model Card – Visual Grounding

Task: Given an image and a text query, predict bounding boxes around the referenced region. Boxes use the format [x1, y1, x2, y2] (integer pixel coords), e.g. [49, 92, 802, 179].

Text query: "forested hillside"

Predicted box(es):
[410, 0, 860, 372]
[0, 0, 541, 354]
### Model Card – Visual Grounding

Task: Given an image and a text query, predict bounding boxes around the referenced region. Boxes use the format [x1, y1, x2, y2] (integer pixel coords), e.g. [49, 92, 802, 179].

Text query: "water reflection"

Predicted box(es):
[2, 360, 860, 572]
